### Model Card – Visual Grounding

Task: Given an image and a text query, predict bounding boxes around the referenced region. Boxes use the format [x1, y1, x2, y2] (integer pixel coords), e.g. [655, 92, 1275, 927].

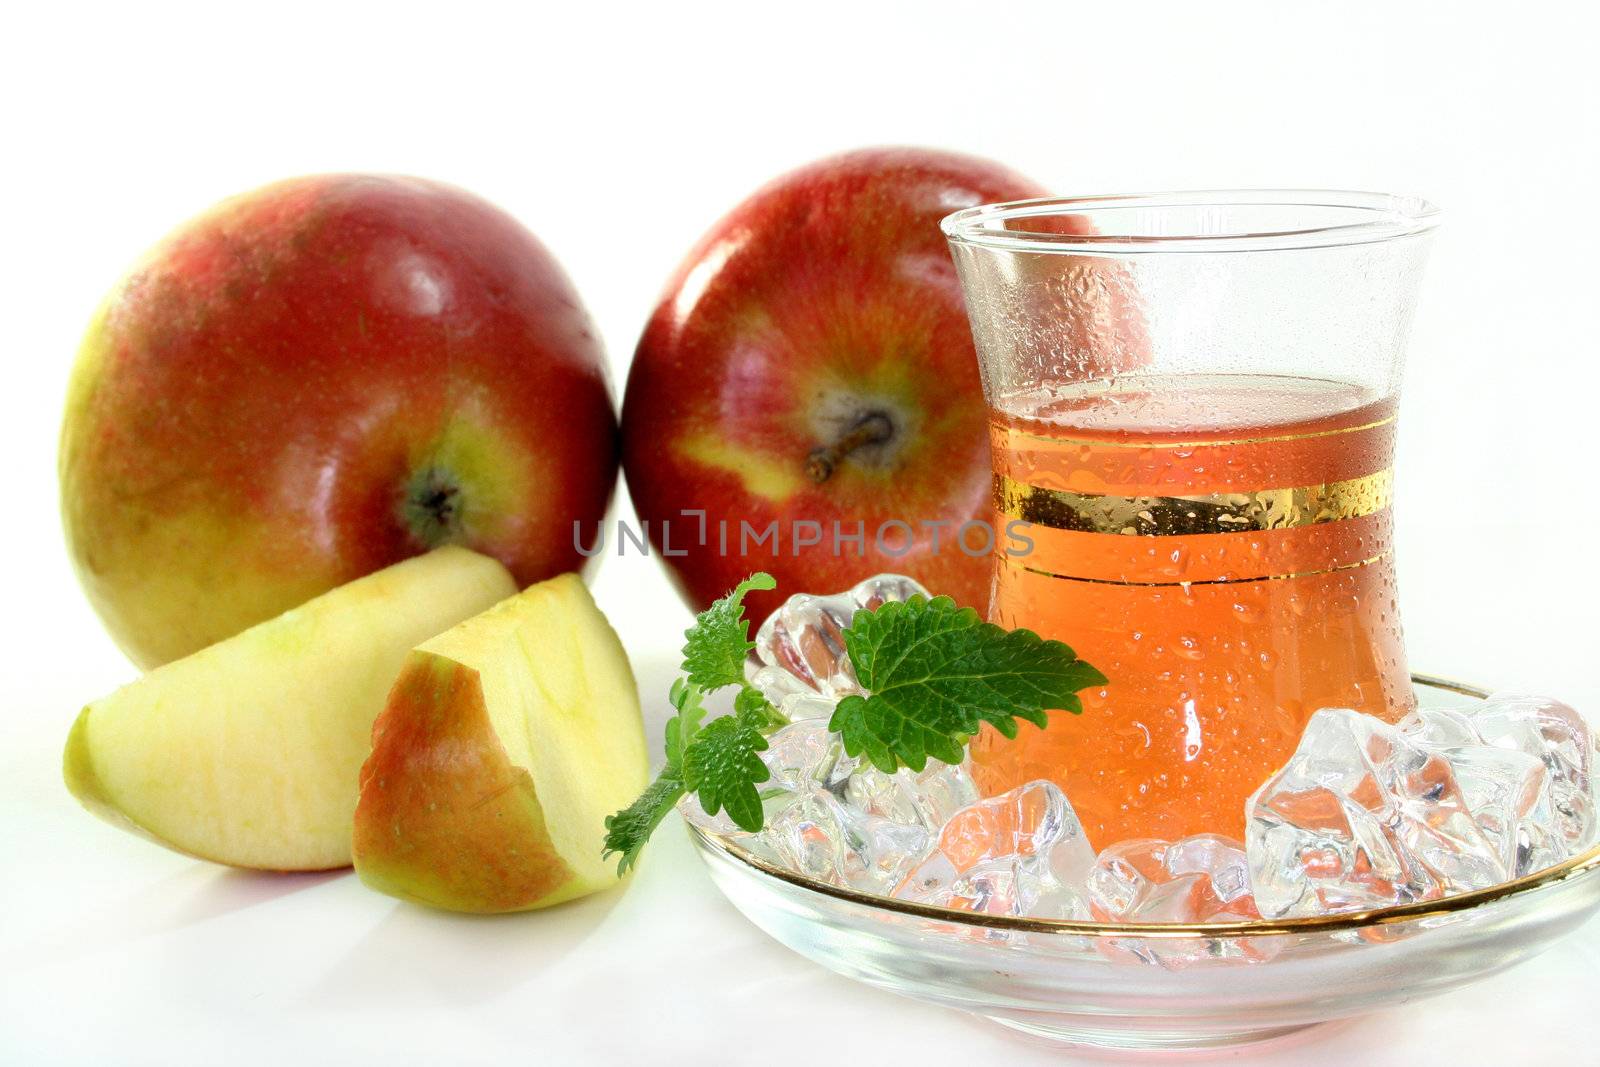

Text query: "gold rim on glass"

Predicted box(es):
[689, 673, 1600, 939]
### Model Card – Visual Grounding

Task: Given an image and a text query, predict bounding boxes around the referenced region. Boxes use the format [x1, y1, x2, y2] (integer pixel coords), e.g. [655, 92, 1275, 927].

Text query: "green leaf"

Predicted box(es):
[829, 594, 1105, 773]
[680, 572, 777, 691]
[734, 686, 785, 731]
[663, 678, 707, 766]
[826, 696, 898, 773]
[682, 716, 770, 832]
[602, 769, 687, 876]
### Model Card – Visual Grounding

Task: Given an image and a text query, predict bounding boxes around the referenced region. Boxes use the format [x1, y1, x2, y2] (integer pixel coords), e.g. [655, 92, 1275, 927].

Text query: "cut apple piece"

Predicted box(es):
[63, 547, 518, 870]
[353, 573, 648, 913]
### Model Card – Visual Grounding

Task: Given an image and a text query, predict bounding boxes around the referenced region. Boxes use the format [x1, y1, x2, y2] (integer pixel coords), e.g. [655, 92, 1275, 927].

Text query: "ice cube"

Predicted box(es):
[840, 758, 980, 832]
[936, 781, 1096, 885]
[1085, 835, 1278, 967]
[749, 573, 930, 703]
[760, 719, 845, 792]
[901, 852, 1090, 920]
[894, 780, 1095, 919]
[1087, 835, 1258, 923]
[844, 574, 934, 613]
[754, 717, 978, 833]
[1247, 709, 1507, 918]
[677, 793, 789, 865]
[749, 664, 824, 706]
[1448, 745, 1563, 877]
[1470, 693, 1597, 852]
[1403, 706, 1482, 750]
[894, 845, 1091, 920]
[761, 786, 931, 894]
[1166, 834, 1257, 910]
[1403, 709, 1560, 877]
[1402, 693, 1597, 872]
[942, 859, 1039, 916]
[776, 691, 838, 724]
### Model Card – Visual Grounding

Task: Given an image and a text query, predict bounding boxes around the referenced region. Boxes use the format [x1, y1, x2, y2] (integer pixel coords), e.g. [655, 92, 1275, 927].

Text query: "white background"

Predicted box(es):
[3, 2, 1598, 1064]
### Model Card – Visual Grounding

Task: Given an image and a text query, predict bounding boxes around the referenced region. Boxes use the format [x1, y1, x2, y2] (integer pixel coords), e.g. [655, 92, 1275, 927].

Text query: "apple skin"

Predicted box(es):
[352, 573, 648, 913]
[621, 148, 1046, 622]
[353, 652, 580, 910]
[61, 174, 618, 669]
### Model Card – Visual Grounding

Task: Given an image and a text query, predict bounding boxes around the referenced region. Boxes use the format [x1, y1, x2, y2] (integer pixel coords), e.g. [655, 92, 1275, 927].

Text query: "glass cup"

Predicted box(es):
[942, 191, 1440, 849]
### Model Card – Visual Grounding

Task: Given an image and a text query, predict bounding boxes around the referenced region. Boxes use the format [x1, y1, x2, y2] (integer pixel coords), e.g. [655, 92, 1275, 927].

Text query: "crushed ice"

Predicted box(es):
[681, 575, 1599, 928]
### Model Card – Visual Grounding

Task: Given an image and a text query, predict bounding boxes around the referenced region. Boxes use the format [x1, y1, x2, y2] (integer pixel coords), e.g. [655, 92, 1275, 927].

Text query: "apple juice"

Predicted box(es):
[974, 373, 1411, 847]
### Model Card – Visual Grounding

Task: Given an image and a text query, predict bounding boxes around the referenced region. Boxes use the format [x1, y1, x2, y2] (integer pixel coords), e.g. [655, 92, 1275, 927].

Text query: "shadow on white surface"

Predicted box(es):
[977, 1015, 1371, 1064]
[305, 878, 629, 1009]
[9, 863, 345, 971]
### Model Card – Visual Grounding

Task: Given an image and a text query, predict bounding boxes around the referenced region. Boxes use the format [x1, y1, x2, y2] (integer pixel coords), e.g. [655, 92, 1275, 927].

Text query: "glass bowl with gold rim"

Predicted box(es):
[685, 676, 1600, 1052]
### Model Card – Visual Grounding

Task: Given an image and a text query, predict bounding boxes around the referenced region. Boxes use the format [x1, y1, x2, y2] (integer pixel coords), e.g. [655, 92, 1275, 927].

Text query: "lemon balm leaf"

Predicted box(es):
[682, 716, 770, 832]
[827, 695, 910, 773]
[734, 686, 785, 731]
[828, 595, 1104, 773]
[663, 678, 707, 766]
[680, 572, 776, 691]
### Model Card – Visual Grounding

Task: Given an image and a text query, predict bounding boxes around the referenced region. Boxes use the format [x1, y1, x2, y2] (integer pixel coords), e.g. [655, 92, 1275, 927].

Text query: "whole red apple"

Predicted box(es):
[61, 175, 618, 668]
[621, 147, 1046, 621]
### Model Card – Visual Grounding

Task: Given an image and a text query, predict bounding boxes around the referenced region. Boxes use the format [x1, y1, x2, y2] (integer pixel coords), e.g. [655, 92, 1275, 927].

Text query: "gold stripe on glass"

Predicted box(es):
[1016, 551, 1391, 588]
[997, 414, 1396, 450]
[994, 468, 1392, 537]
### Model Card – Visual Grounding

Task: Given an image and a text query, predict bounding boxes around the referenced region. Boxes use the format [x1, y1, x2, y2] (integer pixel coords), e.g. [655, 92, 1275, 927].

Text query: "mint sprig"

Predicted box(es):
[602, 575, 1103, 875]
[604, 574, 777, 873]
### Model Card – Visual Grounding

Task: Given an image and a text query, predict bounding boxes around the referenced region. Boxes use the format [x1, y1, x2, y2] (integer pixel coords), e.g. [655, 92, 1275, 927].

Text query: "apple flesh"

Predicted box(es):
[621, 148, 1047, 623]
[353, 573, 648, 913]
[63, 547, 517, 870]
[61, 174, 618, 669]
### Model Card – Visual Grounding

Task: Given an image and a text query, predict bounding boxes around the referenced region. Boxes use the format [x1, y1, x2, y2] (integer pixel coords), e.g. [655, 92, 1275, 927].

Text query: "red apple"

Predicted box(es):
[61, 175, 618, 669]
[621, 147, 1046, 620]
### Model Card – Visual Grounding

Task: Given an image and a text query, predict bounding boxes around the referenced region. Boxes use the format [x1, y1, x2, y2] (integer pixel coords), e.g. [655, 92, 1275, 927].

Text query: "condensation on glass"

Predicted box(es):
[942, 191, 1440, 847]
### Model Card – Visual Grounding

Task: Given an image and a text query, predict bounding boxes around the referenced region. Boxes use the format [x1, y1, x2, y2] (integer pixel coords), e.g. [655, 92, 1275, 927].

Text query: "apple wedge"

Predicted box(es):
[353, 573, 648, 913]
[63, 547, 517, 870]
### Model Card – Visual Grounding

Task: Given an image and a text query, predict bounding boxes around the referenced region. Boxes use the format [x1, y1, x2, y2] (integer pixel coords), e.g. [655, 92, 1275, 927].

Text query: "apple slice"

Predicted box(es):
[352, 573, 648, 913]
[63, 547, 517, 870]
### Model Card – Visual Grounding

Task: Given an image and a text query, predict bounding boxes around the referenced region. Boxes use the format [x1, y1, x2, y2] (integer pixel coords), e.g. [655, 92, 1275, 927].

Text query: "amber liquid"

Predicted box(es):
[976, 373, 1411, 847]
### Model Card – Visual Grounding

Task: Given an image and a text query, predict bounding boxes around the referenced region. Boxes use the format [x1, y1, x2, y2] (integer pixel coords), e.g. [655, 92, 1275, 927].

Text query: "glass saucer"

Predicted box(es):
[686, 675, 1600, 1051]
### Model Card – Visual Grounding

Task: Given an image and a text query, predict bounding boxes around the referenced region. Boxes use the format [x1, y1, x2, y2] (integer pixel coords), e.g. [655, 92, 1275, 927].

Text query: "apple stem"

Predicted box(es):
[806, 412, 894, 484]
